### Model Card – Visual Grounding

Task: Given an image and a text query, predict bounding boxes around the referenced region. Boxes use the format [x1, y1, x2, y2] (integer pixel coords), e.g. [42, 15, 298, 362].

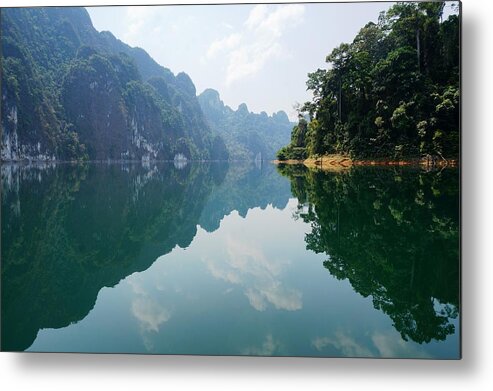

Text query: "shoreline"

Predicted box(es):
[0, 159, 237, 164]
[273, 154, 459, 171]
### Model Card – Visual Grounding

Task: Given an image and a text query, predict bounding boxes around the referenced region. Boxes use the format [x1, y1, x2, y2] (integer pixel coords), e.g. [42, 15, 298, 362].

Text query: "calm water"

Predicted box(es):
[0, 161, 460, 358]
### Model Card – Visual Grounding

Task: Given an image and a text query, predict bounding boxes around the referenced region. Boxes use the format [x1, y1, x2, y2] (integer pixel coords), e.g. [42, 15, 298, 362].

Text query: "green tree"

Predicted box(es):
[280, 2, 459, 161]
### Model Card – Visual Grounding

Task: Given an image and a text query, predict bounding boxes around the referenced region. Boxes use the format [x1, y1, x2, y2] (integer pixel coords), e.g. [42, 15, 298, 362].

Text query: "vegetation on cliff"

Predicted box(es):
[198, 89, 293, 160]
[1, 7, 228, 161]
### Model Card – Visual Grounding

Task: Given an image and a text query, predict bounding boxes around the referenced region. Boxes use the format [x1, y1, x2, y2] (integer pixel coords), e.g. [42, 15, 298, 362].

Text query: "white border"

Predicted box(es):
[1, 0, 492, 390]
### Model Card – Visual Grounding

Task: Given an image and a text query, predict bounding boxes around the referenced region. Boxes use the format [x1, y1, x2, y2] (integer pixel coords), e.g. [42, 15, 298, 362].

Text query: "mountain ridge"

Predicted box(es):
[198, 88, 293, 160]
[1, 7, 229, 161]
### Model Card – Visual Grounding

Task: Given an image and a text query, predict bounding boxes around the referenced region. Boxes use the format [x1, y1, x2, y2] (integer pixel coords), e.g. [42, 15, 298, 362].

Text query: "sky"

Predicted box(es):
[86, 2, 457, 120]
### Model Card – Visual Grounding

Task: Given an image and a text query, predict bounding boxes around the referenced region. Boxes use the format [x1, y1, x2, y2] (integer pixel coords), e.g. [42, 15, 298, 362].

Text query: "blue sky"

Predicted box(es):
[86, 2, 457, 120]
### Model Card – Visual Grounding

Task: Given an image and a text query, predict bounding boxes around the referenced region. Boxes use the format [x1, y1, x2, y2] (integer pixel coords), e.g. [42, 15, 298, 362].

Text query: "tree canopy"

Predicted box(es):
[278, 2, 460, 161]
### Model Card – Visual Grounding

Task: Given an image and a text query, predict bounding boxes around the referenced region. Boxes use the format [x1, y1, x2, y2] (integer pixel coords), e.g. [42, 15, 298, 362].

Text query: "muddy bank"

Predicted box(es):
[273, 154, 459, 171]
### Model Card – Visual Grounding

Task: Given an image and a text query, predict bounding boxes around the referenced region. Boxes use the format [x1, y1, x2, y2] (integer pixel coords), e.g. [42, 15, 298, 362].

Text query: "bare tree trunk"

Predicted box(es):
[338, 78, 342, 119]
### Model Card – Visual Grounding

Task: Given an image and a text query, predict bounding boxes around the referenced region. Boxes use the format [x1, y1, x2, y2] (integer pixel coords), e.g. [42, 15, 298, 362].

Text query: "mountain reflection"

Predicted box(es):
[278, 165, 460, 344]
[1, 161, 291, 351]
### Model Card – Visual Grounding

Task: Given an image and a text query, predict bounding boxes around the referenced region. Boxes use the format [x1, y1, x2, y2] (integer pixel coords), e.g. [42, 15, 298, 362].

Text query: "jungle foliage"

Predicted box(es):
[278, 2, 460, 161]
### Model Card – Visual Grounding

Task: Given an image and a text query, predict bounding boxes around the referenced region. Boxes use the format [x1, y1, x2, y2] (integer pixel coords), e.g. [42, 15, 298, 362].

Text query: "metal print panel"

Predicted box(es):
[0, 1, 461, 358]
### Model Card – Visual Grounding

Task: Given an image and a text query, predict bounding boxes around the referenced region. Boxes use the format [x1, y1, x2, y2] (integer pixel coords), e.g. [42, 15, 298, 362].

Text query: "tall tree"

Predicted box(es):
[277, 2, 459, 161]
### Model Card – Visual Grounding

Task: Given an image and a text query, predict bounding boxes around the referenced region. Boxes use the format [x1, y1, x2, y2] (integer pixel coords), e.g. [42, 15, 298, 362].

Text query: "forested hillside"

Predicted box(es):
[278, 2, 460, 162]
[1, 7, 229, 161]
[199, 89, 293, 160]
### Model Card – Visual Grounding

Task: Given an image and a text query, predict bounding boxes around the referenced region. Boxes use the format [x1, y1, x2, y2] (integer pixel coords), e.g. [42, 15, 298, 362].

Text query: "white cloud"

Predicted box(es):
[123, 6, 156, 45]
[122, 7, 197, 49]
[244, 4, 268, 30]
[204, 4, 305, 85]
[225, 42, 283, 86]
[206, 33, 242, 60]
[251, 4, 305, 37]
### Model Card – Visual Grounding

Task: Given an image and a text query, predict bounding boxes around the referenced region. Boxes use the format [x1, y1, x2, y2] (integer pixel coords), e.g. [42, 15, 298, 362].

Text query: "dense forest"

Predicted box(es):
[278, 2, 460, 162]
[1, 8, 234, 161]
[198, 89, 293, 160]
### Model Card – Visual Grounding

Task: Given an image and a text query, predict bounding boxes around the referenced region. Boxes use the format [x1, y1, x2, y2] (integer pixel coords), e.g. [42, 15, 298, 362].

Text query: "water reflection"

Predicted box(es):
[278, 165, 460, 345]
[1, 162, 459, 357]
[1, 161, 291, 351]
[199, 211, 303, 312]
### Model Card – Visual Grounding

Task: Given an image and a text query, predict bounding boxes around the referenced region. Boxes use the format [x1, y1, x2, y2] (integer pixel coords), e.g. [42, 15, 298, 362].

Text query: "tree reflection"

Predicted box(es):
[278, 164, 459, 344]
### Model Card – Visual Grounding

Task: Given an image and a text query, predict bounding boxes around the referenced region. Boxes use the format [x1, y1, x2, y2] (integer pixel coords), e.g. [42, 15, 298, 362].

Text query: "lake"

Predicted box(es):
[0, 161, 460, 358]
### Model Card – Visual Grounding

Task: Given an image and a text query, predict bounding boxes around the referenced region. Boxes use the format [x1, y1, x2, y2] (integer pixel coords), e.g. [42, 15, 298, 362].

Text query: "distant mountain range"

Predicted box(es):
[1, 7, 293, 162]
[198, 89, 294, 160]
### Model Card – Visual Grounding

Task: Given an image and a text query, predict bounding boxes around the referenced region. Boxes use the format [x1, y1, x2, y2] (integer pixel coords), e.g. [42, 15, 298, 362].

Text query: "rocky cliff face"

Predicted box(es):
[1, 7, 228, 161]
[198, 88, 293, 160]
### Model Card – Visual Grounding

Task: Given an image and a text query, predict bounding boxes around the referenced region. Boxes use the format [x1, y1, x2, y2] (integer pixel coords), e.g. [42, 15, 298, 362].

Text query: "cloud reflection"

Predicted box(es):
[242, 334, 279, 356]
[312, 330, 431, 358]
[312, 331, 374, 358]
[131, 297, 170, 333]
[202, 220, 302, 312]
